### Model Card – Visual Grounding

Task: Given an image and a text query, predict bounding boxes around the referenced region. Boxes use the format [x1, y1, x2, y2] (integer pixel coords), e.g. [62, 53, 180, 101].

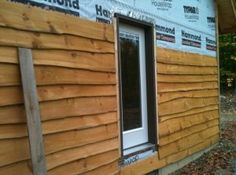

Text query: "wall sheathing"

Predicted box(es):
[0, 1, 219, 175]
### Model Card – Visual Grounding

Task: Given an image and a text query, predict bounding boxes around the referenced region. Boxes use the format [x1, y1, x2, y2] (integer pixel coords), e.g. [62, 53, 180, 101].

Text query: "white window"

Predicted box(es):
[117, 14, 158, 166]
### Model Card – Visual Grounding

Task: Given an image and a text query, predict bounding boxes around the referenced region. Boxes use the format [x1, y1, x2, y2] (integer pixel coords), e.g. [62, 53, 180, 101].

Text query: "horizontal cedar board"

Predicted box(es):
[0, 112, 117, 139]
[0, 85, 116, 106]
[0, 96, 116, 124]
[0, 27, 114, 53]
[0, 105, 26, 124]
[44, 123, 118, 155]
[157, 74, 217, 83]
[82, 161, 118, 175]
[32, 50, 115, 72]
[157, 63, 217, 75]
[0, 64, 116, 86]
[0, 137, 30, 167]
[159, 97, 218, 116]
[40, 96, 117, 121]
[160, 104, 219, 122]
[187, 134, 219, 155]
[0, 1, 114, 42]
[156, 48, 217, 66]
[120, 156, 166, 175]
[0, 47, 115, 72]
[166, 134, 219, 164]
[158, 82, 218, 92]
[0, 132, 118, 168]
[159, 125, 219, 158]
[158, 89, 218, 104]
[0, 160, 32, 175]
[46, 138, 118, 170]
[48, 150, 119, 175]
[159, 118, 219, 146]
[159, 110, 219, 137]
[50, 152, 118, 175]
[0, 47, 17, 64]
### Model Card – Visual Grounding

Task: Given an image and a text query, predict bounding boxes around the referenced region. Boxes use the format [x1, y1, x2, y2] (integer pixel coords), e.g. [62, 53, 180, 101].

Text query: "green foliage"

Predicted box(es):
[219, 34, 236, 92]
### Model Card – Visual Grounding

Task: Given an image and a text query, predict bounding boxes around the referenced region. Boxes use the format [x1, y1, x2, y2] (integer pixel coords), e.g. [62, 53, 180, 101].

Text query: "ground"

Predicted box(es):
[171, 96, 236, 175]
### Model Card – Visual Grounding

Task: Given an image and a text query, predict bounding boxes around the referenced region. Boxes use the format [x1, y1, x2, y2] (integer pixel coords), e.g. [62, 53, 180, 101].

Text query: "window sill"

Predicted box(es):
[120, 143, 157, 167]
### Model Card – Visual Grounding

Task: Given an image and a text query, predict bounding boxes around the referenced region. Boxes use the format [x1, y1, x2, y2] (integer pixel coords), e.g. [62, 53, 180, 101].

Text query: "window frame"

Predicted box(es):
[115, 13, 158, 160]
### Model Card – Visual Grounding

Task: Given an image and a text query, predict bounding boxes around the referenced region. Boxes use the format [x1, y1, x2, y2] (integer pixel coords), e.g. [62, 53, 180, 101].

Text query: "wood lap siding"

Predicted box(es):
[0, 1, 220, 175]
[0, 1, 118, 175]
[157, 48, 220, 163]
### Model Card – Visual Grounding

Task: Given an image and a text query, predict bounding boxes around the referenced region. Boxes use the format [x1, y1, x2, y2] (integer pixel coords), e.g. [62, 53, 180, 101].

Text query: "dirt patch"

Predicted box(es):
[170, 113, 236, 175]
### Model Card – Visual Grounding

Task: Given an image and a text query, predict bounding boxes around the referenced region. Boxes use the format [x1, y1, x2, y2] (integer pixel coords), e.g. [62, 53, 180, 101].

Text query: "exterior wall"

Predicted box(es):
[120, 48, 220, 175]
[0, 1, 119, 175]
[0, 1, 220, 175]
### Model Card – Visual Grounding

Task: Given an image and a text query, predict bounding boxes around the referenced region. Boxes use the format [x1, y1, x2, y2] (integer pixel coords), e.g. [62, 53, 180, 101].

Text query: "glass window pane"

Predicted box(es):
[120, 32, 142, 131]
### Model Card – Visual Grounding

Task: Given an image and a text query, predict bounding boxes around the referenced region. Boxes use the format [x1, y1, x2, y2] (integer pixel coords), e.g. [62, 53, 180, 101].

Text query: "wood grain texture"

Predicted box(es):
[0, 27, 114, 53]
[157, 63, 217, 75]
[158, 74, 218, 83]
[48, 150, 119, 175]
[159, 97, 218, 116]
[0, 85, 116, 106]
[160, 104, 219, 122]
[0, 64, 116, 86]
[0, 1, 114, 42]
[46, 138, 118, 170]
[40, 96, 117, 121]
[0, 161, 32, 175]
[32, 50, 115, 72]
[0, 112, 118, 139]
[159, 119, 219, 146]
[156, 47, 217, 66]
[158, 89, 218, 104]
[18, 48, 47, 175]
[159, 125, 219, 159]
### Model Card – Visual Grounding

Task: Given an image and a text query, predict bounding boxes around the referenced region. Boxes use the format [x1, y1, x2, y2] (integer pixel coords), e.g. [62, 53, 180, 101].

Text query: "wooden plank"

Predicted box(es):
[48, 150, 119, 175]
[159, 110, 219, 137]
[32, 50, 115, 72]
[160, 104, 219, 122]
[159, 89, 218, 104]
[159, 125, 219, 159]
[0, 47, 18, 64]
[18, 48, 47, 175]
[0, 63, 21, 86]
[0, 64, 116, 86]
[46, 138, 118, 170]
[0, 161, 32, 175]
[42, 112, 117, 135]
[166, 150, 188, 165]
[0, 138, 29, 167]
[157, 63, 217, 75]
[40, 96, 117, 121]
[44, 123, 118, 155]
[0, 27, 114, 53]
[159, 97, 218, 116]
[0, 97, 117, 125]
[0, 1, 114, 42]
[0, 47, 116, 72]
[0, 86, 23, 106]
[34, 66, 116, 85]
[157, 74, 218, 83]
[0, 85, 116, 106]
[159, 119, 219, 146]
[156, 47, 217, 66]
[0, 112, 117, 139]
[82, 161, 118, 175]
[158, 81, 218, 92]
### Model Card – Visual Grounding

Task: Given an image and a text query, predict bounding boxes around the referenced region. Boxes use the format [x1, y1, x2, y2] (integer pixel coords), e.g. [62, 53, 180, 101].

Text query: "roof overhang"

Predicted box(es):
[218, 0, 236, 34]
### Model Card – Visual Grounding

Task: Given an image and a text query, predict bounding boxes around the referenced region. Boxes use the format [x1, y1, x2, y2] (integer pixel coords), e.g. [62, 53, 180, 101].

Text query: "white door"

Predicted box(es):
[119, 24, 148, 149]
